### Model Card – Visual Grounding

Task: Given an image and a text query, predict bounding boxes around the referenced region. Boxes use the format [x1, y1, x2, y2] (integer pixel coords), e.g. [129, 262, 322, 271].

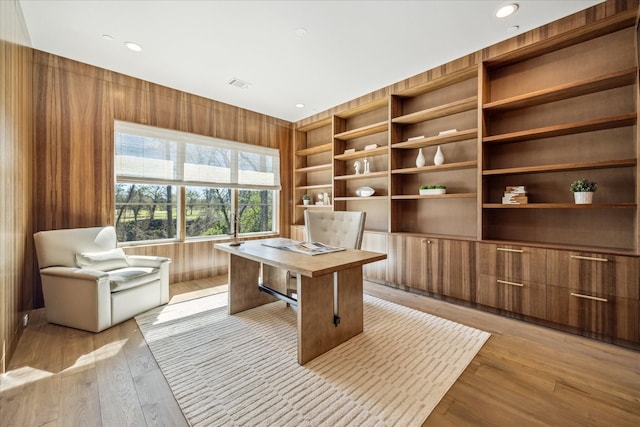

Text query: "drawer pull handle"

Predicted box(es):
[497, 279, 524, 287]
[497, 248, 524, 253]
[570, 255, 608, 262]
[570, 292, 608, 303]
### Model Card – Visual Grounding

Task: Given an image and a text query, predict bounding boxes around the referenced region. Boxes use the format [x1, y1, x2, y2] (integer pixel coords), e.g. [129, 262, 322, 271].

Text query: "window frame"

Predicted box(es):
[114, 122, 280, 246]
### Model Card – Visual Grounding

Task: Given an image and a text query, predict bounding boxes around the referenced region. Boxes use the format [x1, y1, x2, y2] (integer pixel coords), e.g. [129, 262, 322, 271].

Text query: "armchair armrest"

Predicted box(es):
[40, 266, 108, 280]
[126, 255, 171, 268]
[38, 266, 112, 332]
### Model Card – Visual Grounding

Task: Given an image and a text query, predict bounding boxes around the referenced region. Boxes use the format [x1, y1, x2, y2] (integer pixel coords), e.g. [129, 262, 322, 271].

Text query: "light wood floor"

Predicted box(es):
[1, 276, 639, 426]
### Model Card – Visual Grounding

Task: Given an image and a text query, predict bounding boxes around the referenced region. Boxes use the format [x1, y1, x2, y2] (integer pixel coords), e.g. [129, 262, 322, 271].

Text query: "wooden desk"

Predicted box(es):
[215, 239, 387, 364]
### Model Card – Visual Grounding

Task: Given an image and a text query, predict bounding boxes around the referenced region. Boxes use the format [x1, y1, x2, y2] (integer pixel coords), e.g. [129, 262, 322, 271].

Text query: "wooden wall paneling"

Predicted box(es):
[0, 0, 33, 373]
[32, 51, 293, 306]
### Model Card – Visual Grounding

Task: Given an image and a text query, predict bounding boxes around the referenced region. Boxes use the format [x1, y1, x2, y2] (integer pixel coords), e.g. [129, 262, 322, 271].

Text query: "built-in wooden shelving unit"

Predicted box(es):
[292, 3, 640, 347]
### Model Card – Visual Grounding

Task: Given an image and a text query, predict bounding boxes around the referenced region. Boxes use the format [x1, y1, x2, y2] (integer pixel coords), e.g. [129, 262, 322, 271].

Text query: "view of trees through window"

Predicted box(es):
[115, 184, 274, 242]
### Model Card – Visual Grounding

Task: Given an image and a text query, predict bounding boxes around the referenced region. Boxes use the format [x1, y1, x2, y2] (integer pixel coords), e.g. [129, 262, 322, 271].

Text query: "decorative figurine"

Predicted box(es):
[363, 157, 370, 174]
[354, 160, 361, 175]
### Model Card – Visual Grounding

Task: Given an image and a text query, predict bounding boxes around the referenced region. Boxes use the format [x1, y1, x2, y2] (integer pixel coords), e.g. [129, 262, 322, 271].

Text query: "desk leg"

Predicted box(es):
[227, 253, 275, 314]
[297, 265, 364, 365]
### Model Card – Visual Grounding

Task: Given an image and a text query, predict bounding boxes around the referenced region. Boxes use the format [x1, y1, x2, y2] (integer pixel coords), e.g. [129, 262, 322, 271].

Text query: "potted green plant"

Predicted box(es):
[419, 184, 447, 195]
[570, 179, 597, 204]
[302, 194, 311, 205]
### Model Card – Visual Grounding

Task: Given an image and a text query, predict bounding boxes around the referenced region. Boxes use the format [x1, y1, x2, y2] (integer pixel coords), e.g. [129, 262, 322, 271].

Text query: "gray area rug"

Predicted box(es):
[136, 293, 490, 426]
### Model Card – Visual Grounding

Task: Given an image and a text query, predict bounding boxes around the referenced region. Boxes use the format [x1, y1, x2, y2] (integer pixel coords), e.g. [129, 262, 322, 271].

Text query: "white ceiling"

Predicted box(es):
[19, 0, 603, 122]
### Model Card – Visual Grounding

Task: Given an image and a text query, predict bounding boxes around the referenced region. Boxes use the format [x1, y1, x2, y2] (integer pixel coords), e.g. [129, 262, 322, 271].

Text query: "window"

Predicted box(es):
[114, 121, 280, 243]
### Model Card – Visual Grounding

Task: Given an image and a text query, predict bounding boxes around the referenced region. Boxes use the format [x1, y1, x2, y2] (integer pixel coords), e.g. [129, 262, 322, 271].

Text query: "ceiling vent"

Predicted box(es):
[228, 78, 252, 89]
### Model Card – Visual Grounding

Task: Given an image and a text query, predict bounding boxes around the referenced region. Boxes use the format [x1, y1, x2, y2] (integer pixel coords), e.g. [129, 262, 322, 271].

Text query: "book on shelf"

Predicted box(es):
[502, 185, 528, 204]
[261, 238, 345, 255]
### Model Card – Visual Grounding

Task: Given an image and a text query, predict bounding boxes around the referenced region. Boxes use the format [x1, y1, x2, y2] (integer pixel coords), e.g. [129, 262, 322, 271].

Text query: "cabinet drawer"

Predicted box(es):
[478, 243, 546, 283]
[547, 285, 639, 343]
[546, 250, 639, 299]
[477, 273, 546, 319]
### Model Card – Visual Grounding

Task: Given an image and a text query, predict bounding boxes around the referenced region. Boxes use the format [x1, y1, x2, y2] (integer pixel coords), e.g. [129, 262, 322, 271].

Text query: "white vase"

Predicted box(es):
[574, 192, 593, 204]
[416, 148, 426, 168]
[434, 146, 444, 166]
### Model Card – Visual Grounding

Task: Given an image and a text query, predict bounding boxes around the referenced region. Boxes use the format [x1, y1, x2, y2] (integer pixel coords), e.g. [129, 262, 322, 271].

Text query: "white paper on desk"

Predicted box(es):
[283, 242, 345, 256]
[261, 238, 301, 249]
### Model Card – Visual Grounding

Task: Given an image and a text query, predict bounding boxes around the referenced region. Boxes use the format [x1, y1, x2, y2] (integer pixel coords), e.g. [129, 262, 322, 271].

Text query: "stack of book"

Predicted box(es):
[502, 185, 528, 204]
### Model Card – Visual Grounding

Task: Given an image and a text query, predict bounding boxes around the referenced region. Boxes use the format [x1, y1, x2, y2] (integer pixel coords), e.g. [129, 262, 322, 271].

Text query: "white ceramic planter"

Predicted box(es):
[573, 191, 593, 204]
[419, 188, 446, 195]
[303, 199, 310, 205]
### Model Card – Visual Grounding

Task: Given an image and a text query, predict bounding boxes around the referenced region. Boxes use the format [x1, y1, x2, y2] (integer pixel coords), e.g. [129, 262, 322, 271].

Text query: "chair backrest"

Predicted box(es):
[34, 226, 118, 268]
[304, 210, 366, 249]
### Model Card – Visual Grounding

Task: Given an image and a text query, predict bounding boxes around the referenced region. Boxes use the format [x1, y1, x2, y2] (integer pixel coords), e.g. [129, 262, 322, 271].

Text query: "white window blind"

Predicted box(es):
[115, 121, 281, 190]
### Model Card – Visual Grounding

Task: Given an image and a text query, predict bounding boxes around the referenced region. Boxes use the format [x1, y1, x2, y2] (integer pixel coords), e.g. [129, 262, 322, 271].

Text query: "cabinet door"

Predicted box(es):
[478, 243, 547, 283]
[477, 273, 546, 319]
[546, 250, 639, 299]
[387, 235, 428, 290]
[428, 239, 476, 301]
[361, 231, 387, 284]
[547, 285, 639, 343]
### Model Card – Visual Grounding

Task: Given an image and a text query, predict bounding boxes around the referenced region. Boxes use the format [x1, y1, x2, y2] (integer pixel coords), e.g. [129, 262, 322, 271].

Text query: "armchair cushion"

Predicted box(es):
[75, 248, 130, 271]
[108, 267, 160, 292]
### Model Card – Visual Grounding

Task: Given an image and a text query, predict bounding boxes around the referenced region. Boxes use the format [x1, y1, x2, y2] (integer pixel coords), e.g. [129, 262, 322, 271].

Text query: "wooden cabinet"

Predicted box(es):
[361, 231, 387, 284]
[477, 274, 547, 319]
[388, 235, 476, 301]
[479, 243, 547, 283]
[546, 249, 639, 342]
[477, 243, 547, 318]
[387, 235, 429, 290]
[290, 4, 640, 346]
[390, 66, 479, 238]
[546, 250, 639, 299]
[428, 239, 476, 301]
[546, 285, 639, 343]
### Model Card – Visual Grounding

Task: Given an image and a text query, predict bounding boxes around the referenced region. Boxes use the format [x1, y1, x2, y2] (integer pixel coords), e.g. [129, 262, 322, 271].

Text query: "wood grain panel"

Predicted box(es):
[123, 240, 228, 284]
[387, 234, 427, 289]
[478, 243, 547, 283]
[429, 239, 477, 301]
[361, 231, 388, 283]
[32, 51, 293, 307]
[546, 249, 639, 299]
[547, 284, 639, 342]
[0, 0, 33, 374]
[477, 273, 547, 319]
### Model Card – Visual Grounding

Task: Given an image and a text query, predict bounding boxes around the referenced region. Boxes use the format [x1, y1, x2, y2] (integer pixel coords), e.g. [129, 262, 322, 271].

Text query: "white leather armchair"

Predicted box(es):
[33, 226, 171, 332]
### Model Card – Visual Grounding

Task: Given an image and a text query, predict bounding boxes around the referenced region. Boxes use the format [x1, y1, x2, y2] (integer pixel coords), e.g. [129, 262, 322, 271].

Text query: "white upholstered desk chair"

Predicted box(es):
[286, 210, 366, 299]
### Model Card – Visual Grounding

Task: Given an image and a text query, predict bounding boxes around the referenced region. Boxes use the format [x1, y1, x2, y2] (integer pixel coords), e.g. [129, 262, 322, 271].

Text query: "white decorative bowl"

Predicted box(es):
[355, 186, 375, 197]
[419, 188, 446, 195]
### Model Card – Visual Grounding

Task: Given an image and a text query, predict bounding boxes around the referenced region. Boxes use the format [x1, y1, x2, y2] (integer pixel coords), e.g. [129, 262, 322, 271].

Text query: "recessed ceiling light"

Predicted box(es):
[124, 42, 142, 52]
[496, 3, 519, 18]
[296, 103, 305, 108]
[102, 34, 114, 41]
[507, 25, 520, 32]
[294, 27, 307, 37]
